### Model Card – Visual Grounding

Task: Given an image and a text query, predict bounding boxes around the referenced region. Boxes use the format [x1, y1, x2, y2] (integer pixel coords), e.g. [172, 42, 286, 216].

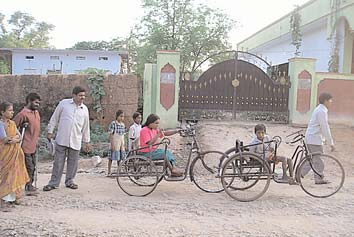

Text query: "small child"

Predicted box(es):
[128, 112, 142, 152]
[249, 124, 296, 184]
[108, 110, 126, 176]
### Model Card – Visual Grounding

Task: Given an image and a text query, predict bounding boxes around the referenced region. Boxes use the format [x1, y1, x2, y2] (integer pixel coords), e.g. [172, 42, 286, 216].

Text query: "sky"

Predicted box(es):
[1, 0, 309, 49]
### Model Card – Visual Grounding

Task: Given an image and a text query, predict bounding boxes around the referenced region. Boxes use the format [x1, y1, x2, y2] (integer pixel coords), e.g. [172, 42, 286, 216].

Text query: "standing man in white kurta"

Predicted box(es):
[304, 92, 335, 184]
[43, 86, 91, 191]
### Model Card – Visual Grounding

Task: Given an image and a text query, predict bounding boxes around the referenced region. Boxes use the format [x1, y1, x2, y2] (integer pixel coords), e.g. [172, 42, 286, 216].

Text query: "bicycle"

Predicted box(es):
[115, 125, 229, 197]
[219, 130, 345, 202]
[285, 130, 345, 198]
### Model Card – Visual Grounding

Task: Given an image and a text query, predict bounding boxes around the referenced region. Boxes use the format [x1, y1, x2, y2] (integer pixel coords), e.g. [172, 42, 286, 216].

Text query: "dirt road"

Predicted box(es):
[1, 121, 353, 237]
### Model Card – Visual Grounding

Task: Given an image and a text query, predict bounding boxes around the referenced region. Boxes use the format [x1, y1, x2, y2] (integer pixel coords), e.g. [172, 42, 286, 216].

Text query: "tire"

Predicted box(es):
[224, 147, 238, 157]
[116, 155, 159, 197]
[296, 154, 345, 198]
[190, 151, 228, 193]
[221, 152, 271, 202]
[128, 159, 165, 187]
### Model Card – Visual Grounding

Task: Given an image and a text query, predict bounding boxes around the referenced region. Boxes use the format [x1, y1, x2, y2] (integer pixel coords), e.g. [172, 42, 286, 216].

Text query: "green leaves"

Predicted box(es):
[135, 0, 235, 76]
[0, 11, 54, 48]
[70, 0, 235, 78]
[290, 5, 302, 56]
[0, 59, 10, 74]
[82, 68, 107, 114]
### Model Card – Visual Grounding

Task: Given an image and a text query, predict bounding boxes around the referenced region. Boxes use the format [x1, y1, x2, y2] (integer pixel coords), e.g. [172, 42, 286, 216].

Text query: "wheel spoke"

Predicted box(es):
[191, 151, 227, 193]
[297, 154, 345, 198]
[116, 155, 159, 196]
[221, 152, 271, 202]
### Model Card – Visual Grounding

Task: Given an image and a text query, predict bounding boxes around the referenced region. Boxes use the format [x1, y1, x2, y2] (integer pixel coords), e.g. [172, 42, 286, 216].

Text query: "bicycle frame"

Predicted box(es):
[286, 132, 324, 179]
[164, 131, 202, 182]
[226, 139, 276, 181]
[124, 128, 203, 182]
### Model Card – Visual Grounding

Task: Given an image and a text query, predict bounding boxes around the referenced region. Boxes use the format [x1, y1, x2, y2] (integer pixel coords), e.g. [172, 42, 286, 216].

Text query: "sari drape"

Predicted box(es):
[0, 120, 29, 199]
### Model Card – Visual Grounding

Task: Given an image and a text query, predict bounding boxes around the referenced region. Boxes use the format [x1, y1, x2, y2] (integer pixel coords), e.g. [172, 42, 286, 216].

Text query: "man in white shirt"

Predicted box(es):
[303, 92, 334, 184]
[43, 86, 91, 191]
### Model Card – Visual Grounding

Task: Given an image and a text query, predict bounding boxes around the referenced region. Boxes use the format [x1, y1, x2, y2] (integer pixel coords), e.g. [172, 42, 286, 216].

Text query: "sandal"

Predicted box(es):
[0, 200, 12, 212]
[288, 178, 298, 185]
[66, 183, 78, 189]
[9, 200, 21, 205]
[0, 206, 11, 212]
[43, 185, 56, 191]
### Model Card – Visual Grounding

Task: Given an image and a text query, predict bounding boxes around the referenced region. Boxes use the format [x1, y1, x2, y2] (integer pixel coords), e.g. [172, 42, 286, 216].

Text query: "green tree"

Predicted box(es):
[72, 40, 111, 50]
[71, 0, 235, 78]
[290, 5, 302, 57]
[0, 11, 54, 48]
[72, 35, 138, 75]
[0, 59, 10, 74]
[136, 0, 235, 76]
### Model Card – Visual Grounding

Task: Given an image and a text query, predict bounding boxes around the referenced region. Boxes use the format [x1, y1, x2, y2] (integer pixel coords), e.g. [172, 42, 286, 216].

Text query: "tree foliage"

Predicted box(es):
[290, 5, 302, 57]
[0, 59, 10, 74]
[137, 0, 235, 75]
[72, 40, 112, 51]
[0, 11, 54, 48]
[71, 0, 235, 77]
[79, 68, 108, 114]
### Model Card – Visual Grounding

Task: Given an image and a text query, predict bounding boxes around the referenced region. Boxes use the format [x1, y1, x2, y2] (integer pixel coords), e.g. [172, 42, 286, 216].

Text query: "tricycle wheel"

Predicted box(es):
[221, 152, 271, 202]
[116, 155, 159, 197]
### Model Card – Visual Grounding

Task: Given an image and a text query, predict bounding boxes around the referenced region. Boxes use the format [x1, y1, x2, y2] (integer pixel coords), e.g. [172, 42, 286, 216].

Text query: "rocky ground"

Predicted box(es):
[1, 121, 353, 237]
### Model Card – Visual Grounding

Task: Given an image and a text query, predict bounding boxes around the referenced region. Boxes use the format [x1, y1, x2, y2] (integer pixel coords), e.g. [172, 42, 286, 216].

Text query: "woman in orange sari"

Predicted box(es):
[0, 101, 29, 211]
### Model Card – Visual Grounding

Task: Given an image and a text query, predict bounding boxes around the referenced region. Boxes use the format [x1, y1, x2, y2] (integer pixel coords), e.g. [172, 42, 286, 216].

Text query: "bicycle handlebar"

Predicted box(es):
[285, 133, 305, 145]
[272, 136, 282, 146]
[234, 137, 281, 151]
[285, 129, 303, 138]
[128, 140, 170, 154]
[161, 137, 171, 145]
[179, 127, 196, 137]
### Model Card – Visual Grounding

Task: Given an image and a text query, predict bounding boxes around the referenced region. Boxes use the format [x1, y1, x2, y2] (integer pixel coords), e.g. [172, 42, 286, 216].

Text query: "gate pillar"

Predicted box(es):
[143, 50, 180, 128]
[288, 57, 317, 125]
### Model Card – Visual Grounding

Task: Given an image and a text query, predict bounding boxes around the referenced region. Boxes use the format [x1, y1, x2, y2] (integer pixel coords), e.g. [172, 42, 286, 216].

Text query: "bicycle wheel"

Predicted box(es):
[222, 147, 261, 191]
[116, 155, 159, 197]
[190, 151, 228, 193]
[296, 154, 345, 198]
[221, 152, 271, 202]
[128, 159, 165, 187]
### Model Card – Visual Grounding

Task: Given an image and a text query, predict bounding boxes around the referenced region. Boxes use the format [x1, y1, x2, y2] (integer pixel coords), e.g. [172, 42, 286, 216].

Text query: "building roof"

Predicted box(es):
[0, 48, 128, 56]
[237, 0, 354, 51]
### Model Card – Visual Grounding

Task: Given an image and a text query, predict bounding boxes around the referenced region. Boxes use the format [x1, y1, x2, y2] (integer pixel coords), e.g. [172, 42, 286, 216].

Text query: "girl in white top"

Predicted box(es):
[128, 112, 142, 152]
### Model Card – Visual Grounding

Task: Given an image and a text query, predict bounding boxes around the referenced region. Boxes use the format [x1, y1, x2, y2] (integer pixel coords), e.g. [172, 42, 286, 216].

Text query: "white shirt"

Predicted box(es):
[128, 123, 141, 150]
[249, 135, 274, 158]
[48, 99, 90, 150]
[305, 104, 334, 146]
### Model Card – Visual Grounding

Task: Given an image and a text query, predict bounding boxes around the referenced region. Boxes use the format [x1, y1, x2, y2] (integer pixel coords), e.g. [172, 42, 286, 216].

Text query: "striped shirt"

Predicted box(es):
[108, 121, 126, 135]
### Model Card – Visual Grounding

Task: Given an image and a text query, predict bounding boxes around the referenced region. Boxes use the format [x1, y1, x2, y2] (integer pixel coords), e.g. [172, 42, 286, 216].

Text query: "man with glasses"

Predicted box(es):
[14, 92, 41, 194]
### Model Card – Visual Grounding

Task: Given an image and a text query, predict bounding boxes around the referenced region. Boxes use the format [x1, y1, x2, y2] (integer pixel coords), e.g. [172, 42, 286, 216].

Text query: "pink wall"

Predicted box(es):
[318, 79, 354, 120]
